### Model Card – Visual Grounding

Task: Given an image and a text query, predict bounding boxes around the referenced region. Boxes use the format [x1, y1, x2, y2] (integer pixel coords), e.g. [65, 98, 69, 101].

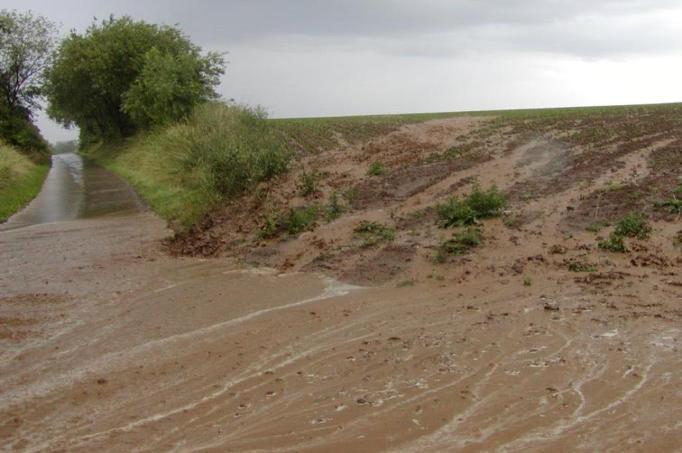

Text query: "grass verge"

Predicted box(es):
[0, 142, 48, 222]
[83, 102, 290, 230]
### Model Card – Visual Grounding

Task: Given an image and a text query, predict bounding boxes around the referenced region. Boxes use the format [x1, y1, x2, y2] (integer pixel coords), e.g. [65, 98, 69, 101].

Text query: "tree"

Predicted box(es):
[46, 16, 225, 144]
[0, 10, 55, 159]
[0, 10, 57, 114]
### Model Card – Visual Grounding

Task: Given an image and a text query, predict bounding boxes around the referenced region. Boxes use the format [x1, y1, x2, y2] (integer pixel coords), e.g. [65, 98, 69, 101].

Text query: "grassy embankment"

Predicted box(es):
[86, 101, 682, 231]
[0, 142, 49, 222]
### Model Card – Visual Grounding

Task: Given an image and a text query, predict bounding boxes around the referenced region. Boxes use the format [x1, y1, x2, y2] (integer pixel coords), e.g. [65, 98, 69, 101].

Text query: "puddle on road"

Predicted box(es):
[1, 153, 143, 231]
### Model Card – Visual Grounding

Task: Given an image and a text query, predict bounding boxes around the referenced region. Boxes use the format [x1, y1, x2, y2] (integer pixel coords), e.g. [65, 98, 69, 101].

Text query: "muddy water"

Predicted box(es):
[1, 153, 142, 231]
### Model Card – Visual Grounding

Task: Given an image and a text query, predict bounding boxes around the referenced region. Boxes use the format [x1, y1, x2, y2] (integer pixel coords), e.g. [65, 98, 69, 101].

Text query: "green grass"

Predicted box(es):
[83, 102, 290, 230]
[437, 184, 506, 227]
[0, 143, 48, 222]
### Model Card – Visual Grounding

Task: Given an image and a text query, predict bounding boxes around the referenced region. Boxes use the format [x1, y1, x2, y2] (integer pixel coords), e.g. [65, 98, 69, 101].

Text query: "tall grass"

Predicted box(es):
[0, 142, 48, 221]
[85, 102, 291, 230]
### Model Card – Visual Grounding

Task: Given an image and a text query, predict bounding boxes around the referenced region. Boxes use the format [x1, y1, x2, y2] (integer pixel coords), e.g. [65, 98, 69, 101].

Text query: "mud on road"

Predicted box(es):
[1, 112, 681, 451]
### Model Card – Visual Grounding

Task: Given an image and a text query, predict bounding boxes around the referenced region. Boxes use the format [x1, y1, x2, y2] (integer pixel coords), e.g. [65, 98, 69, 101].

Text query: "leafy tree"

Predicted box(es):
[46, 16, 225, 144]
[0, 10, 57, 113]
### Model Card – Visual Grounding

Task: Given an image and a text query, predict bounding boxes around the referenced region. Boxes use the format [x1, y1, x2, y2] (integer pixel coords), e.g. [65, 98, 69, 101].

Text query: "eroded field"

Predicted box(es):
[1, 104, 681, 451]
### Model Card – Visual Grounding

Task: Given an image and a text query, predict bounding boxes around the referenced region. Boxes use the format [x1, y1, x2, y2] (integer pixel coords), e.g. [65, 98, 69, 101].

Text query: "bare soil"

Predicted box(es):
[1, 108, 681, 451]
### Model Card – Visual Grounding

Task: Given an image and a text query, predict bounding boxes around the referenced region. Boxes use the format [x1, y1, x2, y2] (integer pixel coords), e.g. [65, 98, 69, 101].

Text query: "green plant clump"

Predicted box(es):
[437, 184, 506, 227]
[567, 261, 598, 272]
[597, 212, 651, 253]
[325, 191, 344, 221]
[436, 227, 482, 262]
[353, 221, 395, 248]
[613, 212, 651, 239]
[368, 161, 385, 176]
[297, 169, 318, 197]
[598, 234, 627, 253]
[282, 205, 319, 235]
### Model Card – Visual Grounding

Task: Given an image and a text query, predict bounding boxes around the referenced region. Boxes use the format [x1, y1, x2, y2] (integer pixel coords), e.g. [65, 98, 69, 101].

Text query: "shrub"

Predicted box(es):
[281, 205, 318, 235]
[169, 102, 291, 199]
[437, 184, 506, 227]
[523, 276, 532, 286]
[368, 161, 384, 176]
[353, 221, 395, 248]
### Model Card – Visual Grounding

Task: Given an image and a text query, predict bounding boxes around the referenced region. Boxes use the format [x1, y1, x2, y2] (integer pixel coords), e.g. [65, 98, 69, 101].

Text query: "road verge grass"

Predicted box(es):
[83, 102, 291, 230]
[0, 142, 48, 222]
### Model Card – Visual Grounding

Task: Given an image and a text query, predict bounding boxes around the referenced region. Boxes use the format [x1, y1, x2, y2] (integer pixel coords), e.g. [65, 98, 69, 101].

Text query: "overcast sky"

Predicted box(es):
[7, 0, 682, 142]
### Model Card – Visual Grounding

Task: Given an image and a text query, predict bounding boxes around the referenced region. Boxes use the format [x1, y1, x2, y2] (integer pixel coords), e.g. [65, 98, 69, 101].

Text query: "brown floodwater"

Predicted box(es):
[1, 153, 142, 231]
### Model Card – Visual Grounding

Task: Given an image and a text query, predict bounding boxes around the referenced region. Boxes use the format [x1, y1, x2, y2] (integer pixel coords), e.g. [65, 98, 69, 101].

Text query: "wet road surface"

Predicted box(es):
[1, 153, 142, 231]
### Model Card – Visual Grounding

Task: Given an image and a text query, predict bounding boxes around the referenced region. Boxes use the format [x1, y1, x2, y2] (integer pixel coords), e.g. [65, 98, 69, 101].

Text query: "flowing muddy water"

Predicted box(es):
[0, 148, 680, 451]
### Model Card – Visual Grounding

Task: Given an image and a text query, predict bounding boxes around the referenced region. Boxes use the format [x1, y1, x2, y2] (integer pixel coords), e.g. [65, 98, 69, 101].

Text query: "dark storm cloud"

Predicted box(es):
[148, 0, 682, 58]
[12, 0, 682, 58]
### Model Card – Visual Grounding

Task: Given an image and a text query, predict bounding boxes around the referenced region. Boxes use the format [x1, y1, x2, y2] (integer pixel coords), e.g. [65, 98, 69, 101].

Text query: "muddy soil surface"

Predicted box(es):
[1, 112, 681, 451]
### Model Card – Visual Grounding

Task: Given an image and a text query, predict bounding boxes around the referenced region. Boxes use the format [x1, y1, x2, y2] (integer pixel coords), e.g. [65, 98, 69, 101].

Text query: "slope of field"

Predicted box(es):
[3, 103, 679, 451]
[0, 142, 49, 222]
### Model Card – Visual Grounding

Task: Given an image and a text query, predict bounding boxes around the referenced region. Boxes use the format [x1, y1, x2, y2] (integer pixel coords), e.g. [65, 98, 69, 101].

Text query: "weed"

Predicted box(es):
[567, 261, 598, 272]
[598, 234, 627, 253]
[353, 221, 395, 248]
[397, 279, 415, 288]
[437, 227, 482, 259]
[324, 191, 344, 221]
[523, 276, 532, 286]
[655, 197, 682, 214]
[297, 169, 318, 197]
[613, 212, 651, 239]
[259, 213, 278, 239]
[368, 161, 384, 176]
[437, 184, 506, 227]
[282, 205, 318, 235]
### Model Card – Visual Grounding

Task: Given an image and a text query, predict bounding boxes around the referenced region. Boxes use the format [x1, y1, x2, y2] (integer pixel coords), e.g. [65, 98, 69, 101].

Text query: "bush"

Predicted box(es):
[83, 102, 291, 230]
[437, 184, 506, 227]
[368, 161, 384, 176]
[168, 102, 291, 198]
